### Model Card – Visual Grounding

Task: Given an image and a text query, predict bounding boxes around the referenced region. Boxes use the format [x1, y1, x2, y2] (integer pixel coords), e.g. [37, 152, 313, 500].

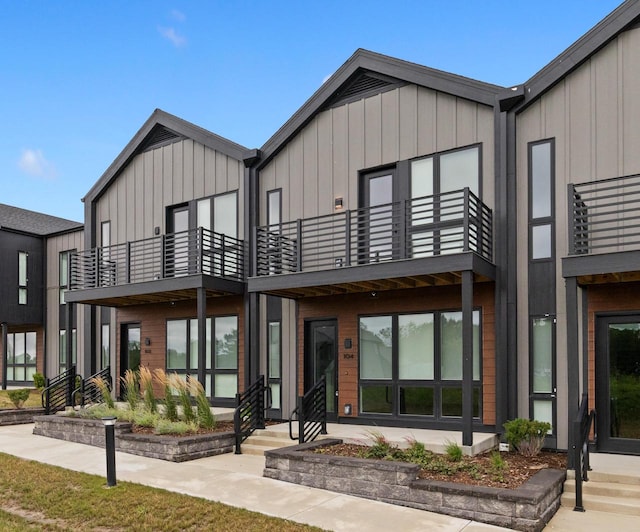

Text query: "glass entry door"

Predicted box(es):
[167, 205, 191, 276]
[360, 170, 396, 263]
[596, 316, 640, 454]
[305, 320, 338, 421]
[120, 324, 141, 400]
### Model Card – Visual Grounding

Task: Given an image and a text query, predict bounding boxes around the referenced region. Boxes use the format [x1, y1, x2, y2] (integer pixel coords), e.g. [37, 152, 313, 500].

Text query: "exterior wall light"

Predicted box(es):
[334, 197, 344, 210]
[344, 403, 352, 416]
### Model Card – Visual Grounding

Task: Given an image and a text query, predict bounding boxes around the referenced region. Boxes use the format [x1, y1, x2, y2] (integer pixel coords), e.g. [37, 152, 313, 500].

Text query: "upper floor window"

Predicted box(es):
[267, 189, 281, 227]
[59, 250, 75, 304]
[18, 251, 28, 305]
[529, 140, 554, 260]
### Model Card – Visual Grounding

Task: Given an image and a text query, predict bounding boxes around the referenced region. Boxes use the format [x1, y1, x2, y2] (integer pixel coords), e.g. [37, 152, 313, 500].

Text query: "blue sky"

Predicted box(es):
[1, 0, 624, 222]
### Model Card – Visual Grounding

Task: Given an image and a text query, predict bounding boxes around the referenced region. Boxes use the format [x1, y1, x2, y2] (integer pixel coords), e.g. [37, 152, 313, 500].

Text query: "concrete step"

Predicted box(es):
[567, 469, 640, 485]
[561, 491, 640, 516]
[564, 479, 640, 498]
[253, 427, 296, 440]
[245, 435, 296, 448]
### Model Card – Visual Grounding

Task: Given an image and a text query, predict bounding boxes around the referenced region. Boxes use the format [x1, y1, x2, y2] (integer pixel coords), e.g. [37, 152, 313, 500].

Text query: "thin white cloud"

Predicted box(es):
[322, 74, 332, 84]
[158, 26, 187, 47]
[170, 9, 186, 22]
[18, 149, 57, 180]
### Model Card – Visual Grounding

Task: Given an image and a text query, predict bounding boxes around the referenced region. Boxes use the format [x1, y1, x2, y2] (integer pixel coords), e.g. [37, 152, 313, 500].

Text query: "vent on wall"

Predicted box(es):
[326, 71, 404, 109]
[140, 126, 184, 152]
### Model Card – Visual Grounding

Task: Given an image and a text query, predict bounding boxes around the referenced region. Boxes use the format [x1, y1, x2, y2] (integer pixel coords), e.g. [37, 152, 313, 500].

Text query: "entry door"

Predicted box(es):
[305, 320, 338, 421]
[167, 205, 191, 276]
[596, 315, 640, 454]
[120, 324, 141, 399]
[361, 169, 396, 263]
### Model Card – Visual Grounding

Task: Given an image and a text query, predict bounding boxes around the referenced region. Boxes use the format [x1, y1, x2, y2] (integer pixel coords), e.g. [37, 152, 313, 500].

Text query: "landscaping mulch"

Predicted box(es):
[315, 443, 566, 489]
[130, 421, 235, 436]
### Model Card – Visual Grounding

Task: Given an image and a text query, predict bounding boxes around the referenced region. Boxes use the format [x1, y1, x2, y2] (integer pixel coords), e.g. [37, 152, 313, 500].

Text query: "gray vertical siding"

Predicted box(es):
[259, 84, 496, 225]
[45, 230, 85, 377]
[95, 139, 244, 245]
[516, 26, 640, 449]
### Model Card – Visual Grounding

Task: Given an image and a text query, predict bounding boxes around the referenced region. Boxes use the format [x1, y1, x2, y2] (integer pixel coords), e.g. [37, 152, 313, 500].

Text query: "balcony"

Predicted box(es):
[249, 188, 495, 298]
[565, 174, 640, 283]
[66, 228, 246, 306]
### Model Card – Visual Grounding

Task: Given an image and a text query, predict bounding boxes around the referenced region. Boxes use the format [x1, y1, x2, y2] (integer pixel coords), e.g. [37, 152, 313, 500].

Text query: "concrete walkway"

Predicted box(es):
[1, 424, 638, 531]
[0, 423, 505, 531]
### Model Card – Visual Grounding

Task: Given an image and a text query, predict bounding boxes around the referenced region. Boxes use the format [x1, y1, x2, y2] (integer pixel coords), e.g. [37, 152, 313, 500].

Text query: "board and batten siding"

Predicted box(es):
[95, 138, 244, 246]
[45, 229, 85, 377]
[515, 25, 640, 450]
[259, 84, 495, 225]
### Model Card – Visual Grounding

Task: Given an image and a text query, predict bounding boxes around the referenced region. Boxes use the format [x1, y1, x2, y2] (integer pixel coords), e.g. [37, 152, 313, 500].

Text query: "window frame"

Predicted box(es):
[5, 331, 37, 383]
[18, 251, 28, 305]
[528, 139, 555, 262]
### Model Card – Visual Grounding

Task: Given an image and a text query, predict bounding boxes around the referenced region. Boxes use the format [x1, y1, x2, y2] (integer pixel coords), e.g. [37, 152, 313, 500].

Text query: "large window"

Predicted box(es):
[166, 315, 238, 399]
[6, 332, 37, 383]
[18, 251, 28, 305]
[410, 145, 481, 257]
[359, 310, 481, 419]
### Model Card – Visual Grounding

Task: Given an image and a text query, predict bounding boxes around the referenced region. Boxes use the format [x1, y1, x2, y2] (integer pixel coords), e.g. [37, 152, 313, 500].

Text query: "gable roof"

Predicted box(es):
[257, 49, 504, 169]
[83, 109, 249, 205]
[500, 0, 640, 112]
[0, 203, 82, 236]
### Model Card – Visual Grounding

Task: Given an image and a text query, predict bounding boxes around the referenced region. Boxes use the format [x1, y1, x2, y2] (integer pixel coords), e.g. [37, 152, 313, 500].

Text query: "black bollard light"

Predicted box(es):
[102, 416, 117, 487]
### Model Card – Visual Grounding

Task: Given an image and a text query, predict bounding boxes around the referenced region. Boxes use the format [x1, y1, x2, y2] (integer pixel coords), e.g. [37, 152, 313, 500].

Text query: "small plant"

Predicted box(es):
[7, 389, 30, 409]
[189, 377, 216, 430]
[138, 366, 157, 413]
[121, 369, 139, 411]
[154, 369, 179, 422]
[402, 437, 432, 466]
[170, 373, 196, 424]
[33, 372, 45, 390]
[444, 440, 463, 462]
[90, 376, 114, 409]
[154, 419, 193, 435]
[490, 450, 507, 482]
[133, 409, 159, 428]
[503, 418, 551, 457]
[359, 431, 403, 460]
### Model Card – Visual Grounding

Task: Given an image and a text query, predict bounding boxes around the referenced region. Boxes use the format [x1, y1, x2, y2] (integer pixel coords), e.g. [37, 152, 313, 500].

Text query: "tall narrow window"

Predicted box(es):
[268, 321, 282, 409]
[531, 317, 555, 432]
[101, 324, 110, 369]
[100, 221, 112, 285]
[18, 251, 27, 304]
[267, 189, 282, 274]
[59, 250, 74, 304]
[267, 189, 281, 226]
[59, 329, 77, 370]
[529, 141, 554, 260]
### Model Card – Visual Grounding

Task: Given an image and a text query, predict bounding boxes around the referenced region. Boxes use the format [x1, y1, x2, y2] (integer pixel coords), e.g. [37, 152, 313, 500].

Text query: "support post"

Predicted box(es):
[197, 287, 206, 390]
[462, 270, 474, 447]
[1, 322, 8, 390]
[102, 416, 117, 487]
[566, 276, 580, 469]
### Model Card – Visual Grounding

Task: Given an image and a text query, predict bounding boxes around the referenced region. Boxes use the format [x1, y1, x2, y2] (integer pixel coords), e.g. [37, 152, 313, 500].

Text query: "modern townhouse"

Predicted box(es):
[10, 0, 639, 458]
[0, 204, 83, 388]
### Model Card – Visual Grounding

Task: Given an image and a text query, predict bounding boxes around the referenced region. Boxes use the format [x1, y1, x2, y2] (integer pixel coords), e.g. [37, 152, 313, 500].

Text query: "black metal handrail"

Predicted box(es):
[569, 173, 640, 255]
[71, 366, 112, 407]
[233, 375, 270, 454]
[41, 366, 76, 415]
[70, 227, 246, 290]
[572, 393, 596, 512]
[289, 376, 327, 444]
[256, 188, 492, 276]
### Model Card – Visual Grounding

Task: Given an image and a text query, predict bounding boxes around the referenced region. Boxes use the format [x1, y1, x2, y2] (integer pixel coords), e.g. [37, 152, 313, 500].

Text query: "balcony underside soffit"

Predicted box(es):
[67, 287, 236, 308]
[254, 271, 493, 299]
[577, 271, 640, 286]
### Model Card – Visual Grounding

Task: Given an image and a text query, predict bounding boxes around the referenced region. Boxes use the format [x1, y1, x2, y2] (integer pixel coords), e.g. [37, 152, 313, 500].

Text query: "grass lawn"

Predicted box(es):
[0, 389, 42, 410]
[0, 453, 321, 531]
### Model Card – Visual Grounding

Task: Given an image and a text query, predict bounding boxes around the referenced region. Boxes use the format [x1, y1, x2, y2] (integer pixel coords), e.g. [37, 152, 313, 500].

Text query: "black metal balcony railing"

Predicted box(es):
[255, 188, 492, 276]
[71, 227, 245, 290]
[569, 174, 640, 255]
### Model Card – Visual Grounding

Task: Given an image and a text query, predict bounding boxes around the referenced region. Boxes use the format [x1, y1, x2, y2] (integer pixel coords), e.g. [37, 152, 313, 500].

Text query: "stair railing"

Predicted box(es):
[71, 366, 112, 407]
[41, 366, 77, 415]
[289, 376, 327, 444]
[234, 375, 271, 454]
[573, 392, 596, 512]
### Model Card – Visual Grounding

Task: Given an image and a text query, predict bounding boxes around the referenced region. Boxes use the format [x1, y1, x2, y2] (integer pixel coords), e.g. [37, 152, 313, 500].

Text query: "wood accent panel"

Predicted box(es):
[586, 282, 640, 413]
[114, 296, 244, 398]
[296, 283, 496, 425]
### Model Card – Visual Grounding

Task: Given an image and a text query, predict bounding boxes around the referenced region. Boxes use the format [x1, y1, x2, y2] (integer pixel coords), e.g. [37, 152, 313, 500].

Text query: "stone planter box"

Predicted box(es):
[264, 439, 566, 532]
[0, 408, 46, 426]
[33, 415, 235, 462]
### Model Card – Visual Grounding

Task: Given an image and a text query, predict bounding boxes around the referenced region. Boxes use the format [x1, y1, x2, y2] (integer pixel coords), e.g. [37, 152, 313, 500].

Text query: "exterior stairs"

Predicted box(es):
[562, 469, 640, 516]
[240, 427, 299, 456]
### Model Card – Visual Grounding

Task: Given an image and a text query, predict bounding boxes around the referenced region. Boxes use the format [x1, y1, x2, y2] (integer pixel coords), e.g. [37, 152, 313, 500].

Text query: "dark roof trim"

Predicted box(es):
[257, 49, 503, 170]
[506, 1, 640, 112]
[83, 109, 248, 204]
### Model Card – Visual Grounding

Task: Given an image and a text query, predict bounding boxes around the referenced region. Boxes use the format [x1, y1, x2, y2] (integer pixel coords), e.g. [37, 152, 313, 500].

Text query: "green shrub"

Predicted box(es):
[7, 389, 31, 409]
[133, 409, 159, 428]
[121, 369, 139, 411]
[444, 440, 463, 462]
[154, 369, 179, 422]
[171, 374, 195, 424]
[359, 431, 403, 460]
[190, 377, 216, 430]
[33, 373, 45, 389]
[154, 419, 196, 435]
[490, 450, 507, 482]
[139, 366, 157, 413]
[90, 376, 114, 409]
[503, 418, 551, 457]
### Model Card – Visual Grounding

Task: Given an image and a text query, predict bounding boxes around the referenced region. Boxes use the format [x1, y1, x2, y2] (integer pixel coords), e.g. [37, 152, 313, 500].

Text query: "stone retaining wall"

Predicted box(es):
[264, 439, 565, 532]
[0, 408, 46, 426]
[33, 415, 235, 462]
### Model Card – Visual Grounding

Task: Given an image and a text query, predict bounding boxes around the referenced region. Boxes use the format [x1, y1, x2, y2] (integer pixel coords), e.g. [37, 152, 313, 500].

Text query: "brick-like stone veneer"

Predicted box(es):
[264, 439, 565, 532]
[33, 415, 235, 462]
[0, 408, 45, 426]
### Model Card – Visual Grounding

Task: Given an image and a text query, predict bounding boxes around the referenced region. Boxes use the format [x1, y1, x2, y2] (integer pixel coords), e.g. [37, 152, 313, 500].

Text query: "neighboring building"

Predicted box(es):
[21, 0, 640, 456]
[0, 203, 83, 387]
